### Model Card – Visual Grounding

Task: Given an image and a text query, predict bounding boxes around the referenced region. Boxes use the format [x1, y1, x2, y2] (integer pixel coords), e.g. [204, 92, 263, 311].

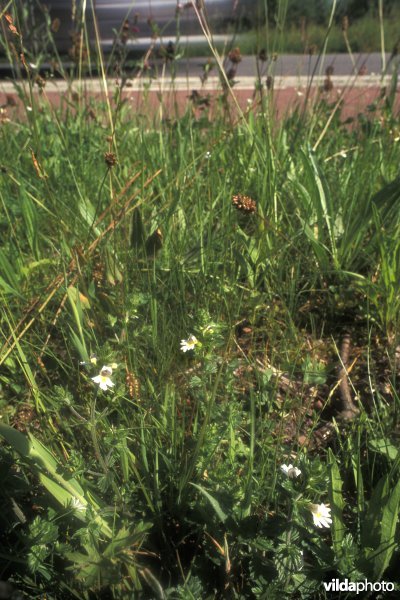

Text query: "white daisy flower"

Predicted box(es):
[281, 464, 302, 479]
[70, 497, 86, 513]
[91, 365, 115, 391]
[180, 335, 199, 352]
[309, 503, 332, 528]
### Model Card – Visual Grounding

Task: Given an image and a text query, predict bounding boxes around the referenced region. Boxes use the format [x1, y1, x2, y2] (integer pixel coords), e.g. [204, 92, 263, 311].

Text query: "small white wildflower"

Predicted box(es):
[71, 497, 86, 513]
[91, 365, 115, 391]
[180, 335, 199, 353]
[280, 464, 302, 479]
[309, 503, 332, 528]
[205, 151, 211, 159]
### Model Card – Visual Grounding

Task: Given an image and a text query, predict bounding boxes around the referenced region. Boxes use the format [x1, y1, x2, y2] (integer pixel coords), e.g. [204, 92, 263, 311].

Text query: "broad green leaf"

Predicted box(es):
[361, 475, 389, 551]
[0, 423, 30, 457]
[21, 190, 39, 259]
[0, 248, 20, 291]
[328, 449, 346, 564]
[103, 523, 151, 558]
[0, 275, 22, 297]
[373, 479, 400, 580]
[368, 439, 399, 462]
[190, 483, 228, 524]
[0, 425, 112, 537]
[39, 472, 87, 523]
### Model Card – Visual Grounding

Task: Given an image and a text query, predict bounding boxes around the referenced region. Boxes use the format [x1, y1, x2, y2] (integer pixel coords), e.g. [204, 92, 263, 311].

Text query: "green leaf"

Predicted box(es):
[368, 438, 399, 462]
[130, 205, 146, 249]
[190, 483, 228, 524]
[328, 449, 347, 567]
[361, 474, 389, 552]
[39, 473, 87, 523]
[21, 190, 39, 259]
[0, 248, 20, 292]
[373, 479, 400, 580]
[0, 424, 112, 538]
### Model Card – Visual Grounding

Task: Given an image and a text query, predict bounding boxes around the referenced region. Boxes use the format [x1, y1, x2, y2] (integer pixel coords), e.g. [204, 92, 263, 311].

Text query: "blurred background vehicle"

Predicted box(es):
[4, 0, 258, 65]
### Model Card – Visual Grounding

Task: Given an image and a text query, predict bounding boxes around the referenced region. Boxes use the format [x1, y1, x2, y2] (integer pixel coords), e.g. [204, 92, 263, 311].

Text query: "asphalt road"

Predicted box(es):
[1, 52, 397, 96]
[168, 52, 399, 78]
[0, 52, 398, 80]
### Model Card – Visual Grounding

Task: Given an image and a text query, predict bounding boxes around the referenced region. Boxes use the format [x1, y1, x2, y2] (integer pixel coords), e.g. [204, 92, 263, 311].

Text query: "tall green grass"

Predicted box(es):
[1, 2, 400, 598]
[241, 6, 400, 55]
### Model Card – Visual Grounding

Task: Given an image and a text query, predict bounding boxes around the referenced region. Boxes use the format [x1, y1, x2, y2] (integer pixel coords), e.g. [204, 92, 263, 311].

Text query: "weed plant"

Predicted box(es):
[1, 1, 400, 599]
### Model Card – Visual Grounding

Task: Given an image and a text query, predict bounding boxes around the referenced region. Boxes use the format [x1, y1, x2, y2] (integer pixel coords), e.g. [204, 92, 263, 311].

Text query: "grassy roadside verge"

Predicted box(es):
[238, 8, 400, 56]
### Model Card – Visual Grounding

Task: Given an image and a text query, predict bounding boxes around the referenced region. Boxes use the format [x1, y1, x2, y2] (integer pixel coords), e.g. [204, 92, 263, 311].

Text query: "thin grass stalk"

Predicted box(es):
[379, 0, 386, 73]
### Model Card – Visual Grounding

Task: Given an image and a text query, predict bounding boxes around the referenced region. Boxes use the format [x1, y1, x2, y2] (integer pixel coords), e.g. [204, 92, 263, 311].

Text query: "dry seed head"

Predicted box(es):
[126, 370, 140, 399]
[266, 75, 274, 90]
[35, 75, 46, 89]
[92, 257, 106, 287]
[51, 18, 60, 33]
[104, 152, 118, 167]
[5, 14, 19, 36]
[228, 47, 242, 64]
[232, 194, 257, 215]
[342, 16, 349, 32]
[258, 48, 267, 62]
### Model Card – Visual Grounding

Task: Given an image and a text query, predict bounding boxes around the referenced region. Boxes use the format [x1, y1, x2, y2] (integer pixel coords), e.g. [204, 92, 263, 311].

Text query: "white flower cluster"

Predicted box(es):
[180, 335, 199, 353]
[280, 463, 332, 529]
[280, 464, 302, 479]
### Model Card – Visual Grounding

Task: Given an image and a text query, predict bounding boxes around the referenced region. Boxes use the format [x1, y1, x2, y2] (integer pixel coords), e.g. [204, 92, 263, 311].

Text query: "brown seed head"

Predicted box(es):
[51, 18, 60, 33]
[342, 16, 349, 32]
[232, 194, 257, 215]
[258, 48, 267, 62]
[228, 47, 242, 64]
[126, 370, 140, 399]
[104, 152, 118, 167]
[35, 75, 46, 89]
